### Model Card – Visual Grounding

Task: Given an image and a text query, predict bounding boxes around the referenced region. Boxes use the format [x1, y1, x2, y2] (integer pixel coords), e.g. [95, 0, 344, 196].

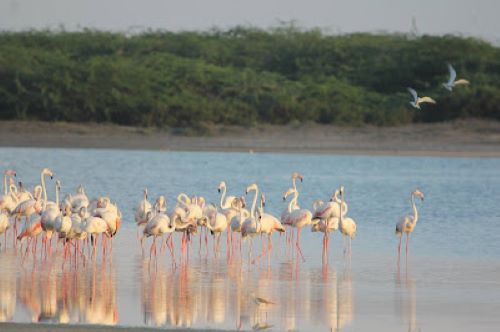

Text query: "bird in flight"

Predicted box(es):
[443, 63, 470, 91]
[407, 88, 436, 109]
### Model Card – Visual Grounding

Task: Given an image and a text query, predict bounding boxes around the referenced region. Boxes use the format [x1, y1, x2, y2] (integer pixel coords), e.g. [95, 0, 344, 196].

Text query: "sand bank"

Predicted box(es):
[1, 119, 499, 157]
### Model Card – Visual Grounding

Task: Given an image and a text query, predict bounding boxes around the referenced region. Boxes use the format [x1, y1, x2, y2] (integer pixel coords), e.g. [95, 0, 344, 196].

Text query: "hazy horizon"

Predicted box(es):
[1, 0, 499, 43]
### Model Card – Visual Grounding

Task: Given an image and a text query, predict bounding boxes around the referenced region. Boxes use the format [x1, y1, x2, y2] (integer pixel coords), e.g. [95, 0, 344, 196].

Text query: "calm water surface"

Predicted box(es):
[0, 148, 499, 331]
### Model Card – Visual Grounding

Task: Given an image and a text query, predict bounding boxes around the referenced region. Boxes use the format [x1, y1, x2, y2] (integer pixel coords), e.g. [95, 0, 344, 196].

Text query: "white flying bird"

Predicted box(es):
[442, 63, 470, 91]
[407, 88, 436, 109]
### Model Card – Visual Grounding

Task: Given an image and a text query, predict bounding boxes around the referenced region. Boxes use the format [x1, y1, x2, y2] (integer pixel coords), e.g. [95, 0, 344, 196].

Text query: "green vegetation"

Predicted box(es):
[1, 26, 499, 127]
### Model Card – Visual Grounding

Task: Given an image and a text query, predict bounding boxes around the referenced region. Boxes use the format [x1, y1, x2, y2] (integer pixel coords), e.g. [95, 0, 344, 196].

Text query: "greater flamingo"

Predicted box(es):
[241, 183, 261, 239]
[282, 187, 314, 261]
[0, 169, 18, 213]
[256, 194, 285, 252]
[135, 188, 152, 227]
[395, 189, 424, 263]
[142, 211, 175, 261]
[218, 181, 236, 209]
[338, 187, 357, 259]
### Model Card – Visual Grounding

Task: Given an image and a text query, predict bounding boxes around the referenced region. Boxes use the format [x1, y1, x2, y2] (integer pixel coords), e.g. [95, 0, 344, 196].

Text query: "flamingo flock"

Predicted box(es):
[0, 168, 121, 262]
[1, 168, 425, 267]
[135, 172, 364, 264]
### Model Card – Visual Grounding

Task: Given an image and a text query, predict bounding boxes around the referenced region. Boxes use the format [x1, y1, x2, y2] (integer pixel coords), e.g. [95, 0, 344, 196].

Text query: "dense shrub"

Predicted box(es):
[0, 28, 498, 127]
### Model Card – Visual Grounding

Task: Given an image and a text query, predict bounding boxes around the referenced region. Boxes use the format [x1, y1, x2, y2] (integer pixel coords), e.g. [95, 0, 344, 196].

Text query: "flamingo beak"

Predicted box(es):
[218, 188, 221, 193]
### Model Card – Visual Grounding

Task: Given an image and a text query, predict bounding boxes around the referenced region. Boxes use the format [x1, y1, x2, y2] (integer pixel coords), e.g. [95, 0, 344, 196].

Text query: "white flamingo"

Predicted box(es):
[338, 187, 357, 258]
[443, 63, 470, 91]
[0, 211, 10, 246]
[142, 211, 175, 260]
[407, 88, 436, 109]
[135, 188, 152, 227]
[70, 185, 89, 213]
[282, 187, 314, 261]
[313, 187, 348, 223]
[41, 179, 62, 251]
[13, 171, 49, 237]
[241, 183, 261, 239]
[256, 193, 285, 252]
[218, 181, 236, 209]
[203, 205, 228, 254]
[395, 189, 424, 263]
[82, 210, 109, 256]
[0, 169, 18, 213]
[94, 197, 121, 237]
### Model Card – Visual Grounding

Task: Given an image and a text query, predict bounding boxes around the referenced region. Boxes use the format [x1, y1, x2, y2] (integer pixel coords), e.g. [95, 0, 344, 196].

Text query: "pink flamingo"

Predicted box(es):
[282, 187, 314, 262]
[395, 189, 424, 264]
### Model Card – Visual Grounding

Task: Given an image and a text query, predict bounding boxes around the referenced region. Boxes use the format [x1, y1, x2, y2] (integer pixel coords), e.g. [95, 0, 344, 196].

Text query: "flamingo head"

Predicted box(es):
[292, 172, 303, 182]
[63, 204, 72, 216]
[79, 206, 87, 218]
[34, 200, 43, 214]
[261, 193, 266, 207]
[313, 199, 324, 209]
[338, 186, 345, 198]
[42, 168, 54, 179]
[115, 218, 121, 234]
[5, 169, 16, 177]
[143, 188, 148, 200]
[239, 196, 246, 208]
[245, 183, 258, 195]
[218, 181, 226, 193]
[156, 195, 166, 207]
[33, 185, 43, 198]
[413, 189, 424, 201]
[76, 184, 85, 194]
[55, 180, 62, 190]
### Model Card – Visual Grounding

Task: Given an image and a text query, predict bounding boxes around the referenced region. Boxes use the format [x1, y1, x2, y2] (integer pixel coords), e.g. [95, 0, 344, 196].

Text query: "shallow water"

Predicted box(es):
[0, 148, 500, 331]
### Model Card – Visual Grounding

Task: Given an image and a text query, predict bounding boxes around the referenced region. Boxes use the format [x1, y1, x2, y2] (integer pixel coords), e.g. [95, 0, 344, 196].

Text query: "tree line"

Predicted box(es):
[0, 26, 499, 128]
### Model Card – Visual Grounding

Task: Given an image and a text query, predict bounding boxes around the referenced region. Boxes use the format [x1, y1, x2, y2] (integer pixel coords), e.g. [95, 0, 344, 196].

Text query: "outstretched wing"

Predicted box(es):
[454, 79, 470, 86]
[407, 87, 418, 102]
[447, 63, 457, 84]
[419, 96, 436, 104]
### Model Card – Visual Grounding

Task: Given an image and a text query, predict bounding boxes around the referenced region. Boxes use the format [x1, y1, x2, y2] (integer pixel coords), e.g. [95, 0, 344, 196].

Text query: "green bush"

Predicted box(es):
[0, 28, 499, 127]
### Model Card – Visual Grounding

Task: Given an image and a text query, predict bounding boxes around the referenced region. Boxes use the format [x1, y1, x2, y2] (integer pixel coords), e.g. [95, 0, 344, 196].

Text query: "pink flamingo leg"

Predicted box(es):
[295, 228, 305, 262]
[405, 233, 410, 260]
[397, 235, 402, 265]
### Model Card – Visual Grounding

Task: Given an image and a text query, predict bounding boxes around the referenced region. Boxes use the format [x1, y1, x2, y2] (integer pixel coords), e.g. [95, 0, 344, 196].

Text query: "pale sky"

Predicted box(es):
[1, 0, 499, 43]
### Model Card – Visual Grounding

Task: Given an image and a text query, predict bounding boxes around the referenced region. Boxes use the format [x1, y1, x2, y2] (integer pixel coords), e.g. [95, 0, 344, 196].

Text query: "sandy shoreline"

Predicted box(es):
[1, 120, 500, 157]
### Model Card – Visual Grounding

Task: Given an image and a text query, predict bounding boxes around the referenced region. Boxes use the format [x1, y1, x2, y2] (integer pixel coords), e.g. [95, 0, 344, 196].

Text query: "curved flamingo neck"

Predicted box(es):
[55, 184, 60, 207]
[411, 194, 418, 224]
[292, 190, 299, 209]
[219, 185, 226, 209]
[333, 191, 341, 203]
[41, 171, 48, 209]
[250, 186, 258, 218]
[292, 177, 297, 191]
[177, 193, 190, 207]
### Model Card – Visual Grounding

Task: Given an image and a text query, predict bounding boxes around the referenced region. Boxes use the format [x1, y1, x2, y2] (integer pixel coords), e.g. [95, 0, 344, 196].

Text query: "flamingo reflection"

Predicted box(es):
[17, 260, 117, 325]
